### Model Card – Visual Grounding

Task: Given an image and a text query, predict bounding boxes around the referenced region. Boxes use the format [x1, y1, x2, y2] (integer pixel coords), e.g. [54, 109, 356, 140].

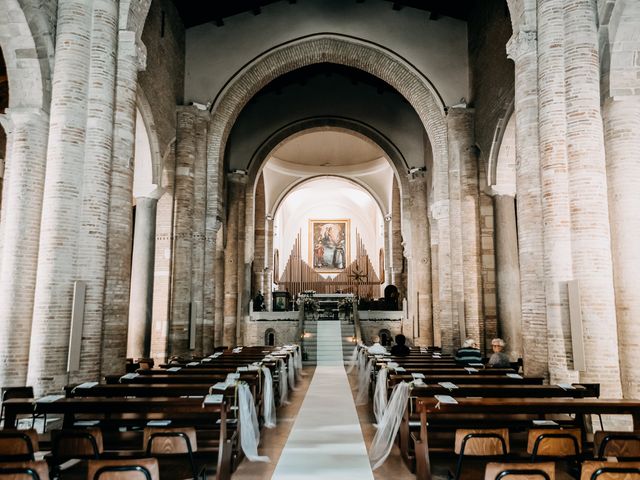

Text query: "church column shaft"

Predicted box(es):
[563, 0, 621, 396]
[28, 0, 118, 393]
[0, 109, 49, 386]
[507, 30, 548, 377]
[449, 108, 484, 348]
[253, 175, 266, 301]
[191, 114, 208, 355]
[127, 196, 158, 358]
[223, 174, 246, 346]
[169, 107, 196, 356]
[537, 0, 575, 383]
[494, 194, 522, 359]
[101, 30, 143, 375]
[604, 96, 640, 398]
[408, 175, 433, 346]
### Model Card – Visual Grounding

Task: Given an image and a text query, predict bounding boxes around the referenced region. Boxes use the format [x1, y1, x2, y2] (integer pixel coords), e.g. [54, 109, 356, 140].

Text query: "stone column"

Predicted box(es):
[605, 96, 640, 399]
[407, 174, 433, 346]
[493, 192, 522, 360]
[563, 0, 621, 397]
[449, 108, 484, 348]
[213, 226, 225, 344]
[0, 108, 49, 387]
[264, 215, 274, 311]
[430, 200, 453, 350]
[223, 172, 247, 346]
[536, 0, 576, 384]
[252, 175, 266, 299]
[169, 107, 197, 357]
[151, 146, 176, 361]
[28, 0, 118, 393]
[191, 113, 208, 356]
[507, 29, 548, 377]
[127, 194, 159, 358]
[383, 214, 392, 286]
[429, 225, 441, 347]
[390, 177, 404, 290]
[447, 113, 465, 346]
[101, 29, 147, 375]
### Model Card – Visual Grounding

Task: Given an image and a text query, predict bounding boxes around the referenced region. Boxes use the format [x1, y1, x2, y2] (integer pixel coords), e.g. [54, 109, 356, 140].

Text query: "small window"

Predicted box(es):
[265, 328, 276, 346]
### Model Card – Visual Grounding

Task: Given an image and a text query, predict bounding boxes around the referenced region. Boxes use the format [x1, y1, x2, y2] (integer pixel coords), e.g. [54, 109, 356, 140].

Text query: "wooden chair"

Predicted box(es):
[527, 428, 582, 462]
[594, 431, 640, 460]
[452, 428, 510, 480]
[51, 428, 104, 479]
[0, 460, 50, 479]
[0, 430, 39, 462]
[0, 388, 43, 430]
[87, 458, 160, 480]
[580, 461, 640, 480]
[485, 462, 555, 480]
[144, 427, 206, 479]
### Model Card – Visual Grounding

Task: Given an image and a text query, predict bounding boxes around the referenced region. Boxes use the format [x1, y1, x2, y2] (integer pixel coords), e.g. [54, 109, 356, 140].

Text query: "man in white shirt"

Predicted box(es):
[367, 336, 387, 354]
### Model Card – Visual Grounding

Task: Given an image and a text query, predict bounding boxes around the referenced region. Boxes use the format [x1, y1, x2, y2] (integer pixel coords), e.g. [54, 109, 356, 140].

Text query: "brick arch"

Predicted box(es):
[0, 0, 52, 111]
[207, 33, 448, 213]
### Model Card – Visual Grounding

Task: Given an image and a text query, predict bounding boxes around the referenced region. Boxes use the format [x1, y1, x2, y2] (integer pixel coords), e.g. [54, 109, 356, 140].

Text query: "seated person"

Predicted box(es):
[367, 336, 387, 354]
[487, 337, 511, 368]
[390, 334, 411, 356]
[455, 338, 483, 364]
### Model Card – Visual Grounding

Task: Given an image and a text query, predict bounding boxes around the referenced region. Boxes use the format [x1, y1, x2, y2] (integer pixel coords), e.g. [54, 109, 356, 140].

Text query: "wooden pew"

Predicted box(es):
[396, 383, 599, 468]
[3, 396, 234, 480]
[412, 397, 640, 480]
[389, 374, 544, 385]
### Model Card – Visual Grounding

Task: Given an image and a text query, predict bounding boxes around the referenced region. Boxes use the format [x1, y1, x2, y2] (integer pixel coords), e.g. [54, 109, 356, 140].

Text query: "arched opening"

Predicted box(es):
[252, 126, 397, 306]
[264, 328, 276, 347]
[378, 329, 392, 347]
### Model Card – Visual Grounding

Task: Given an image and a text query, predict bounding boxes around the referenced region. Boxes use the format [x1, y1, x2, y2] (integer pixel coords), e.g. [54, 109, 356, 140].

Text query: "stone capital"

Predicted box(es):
[227, 170, 249, 184]
[2, 108, 50, 133]
[118, 30, 147, 71]
[429, 200, 449, 220]
[134, 185, 164, 201]
[488, 184, 516, 198]
[506, 30, 537, 61]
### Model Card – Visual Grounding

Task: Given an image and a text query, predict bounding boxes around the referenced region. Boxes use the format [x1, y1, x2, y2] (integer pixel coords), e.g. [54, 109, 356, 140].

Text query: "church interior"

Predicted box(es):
[1, 0, 640, 479]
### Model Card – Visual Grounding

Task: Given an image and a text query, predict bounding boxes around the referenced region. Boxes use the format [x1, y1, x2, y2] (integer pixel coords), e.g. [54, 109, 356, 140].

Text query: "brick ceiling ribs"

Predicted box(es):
[172, 0, 471, 29]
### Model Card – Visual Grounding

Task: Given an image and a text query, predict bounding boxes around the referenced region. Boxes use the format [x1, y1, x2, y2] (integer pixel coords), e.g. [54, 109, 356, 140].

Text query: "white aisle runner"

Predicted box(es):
[271, 321, 374, 480]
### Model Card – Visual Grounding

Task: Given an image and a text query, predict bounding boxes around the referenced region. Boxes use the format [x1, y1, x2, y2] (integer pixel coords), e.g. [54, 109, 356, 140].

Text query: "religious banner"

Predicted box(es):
[309, 219, 350, 272]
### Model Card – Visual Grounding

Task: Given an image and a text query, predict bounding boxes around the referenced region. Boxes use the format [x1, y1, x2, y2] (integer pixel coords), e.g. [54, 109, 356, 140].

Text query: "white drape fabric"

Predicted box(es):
[261, 366, 276, 428]
[238, 382, 270, 462]
[279, 359, 290, 405]
[355, 358, 373, 405]
[295, 346, 303, 376]
[346, 345, 359, 374]
[369, 382, 410, 470]
[372, 366, 388, 424]
[288, 355, 298, 390]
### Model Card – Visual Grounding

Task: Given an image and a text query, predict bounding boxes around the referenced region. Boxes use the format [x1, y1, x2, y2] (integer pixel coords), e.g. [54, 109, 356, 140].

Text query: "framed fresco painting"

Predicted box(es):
[309, 219, 350, 273]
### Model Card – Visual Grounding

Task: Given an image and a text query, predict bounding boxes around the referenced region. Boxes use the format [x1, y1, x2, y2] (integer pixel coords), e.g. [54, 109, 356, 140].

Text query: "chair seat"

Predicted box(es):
[527, 428, 581, 457]
[455, 429, 510, 455]
[580, 461, 640, 480]
[87, 458, 160, 480]
[594, 431, 640, 459]
[0, 460, 50, 480]
[485, 462, 555, 480]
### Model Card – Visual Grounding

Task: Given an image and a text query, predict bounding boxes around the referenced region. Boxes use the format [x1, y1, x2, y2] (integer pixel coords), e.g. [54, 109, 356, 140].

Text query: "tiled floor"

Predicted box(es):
[232, 364, 419, 480]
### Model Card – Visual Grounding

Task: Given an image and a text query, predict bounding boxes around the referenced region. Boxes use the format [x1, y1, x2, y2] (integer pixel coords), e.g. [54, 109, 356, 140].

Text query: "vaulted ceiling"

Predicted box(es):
[172, 0, 471, 28]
